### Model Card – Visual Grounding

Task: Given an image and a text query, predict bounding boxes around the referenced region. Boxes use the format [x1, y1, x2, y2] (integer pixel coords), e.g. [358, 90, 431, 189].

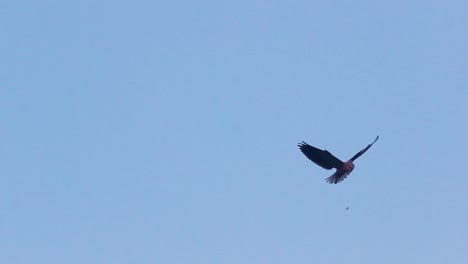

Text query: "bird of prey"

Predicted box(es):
[298, 136, 379, 184]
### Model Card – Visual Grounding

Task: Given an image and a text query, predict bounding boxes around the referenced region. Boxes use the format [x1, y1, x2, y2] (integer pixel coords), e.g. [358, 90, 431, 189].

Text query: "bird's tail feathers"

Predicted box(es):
[325, 171, 350, 184]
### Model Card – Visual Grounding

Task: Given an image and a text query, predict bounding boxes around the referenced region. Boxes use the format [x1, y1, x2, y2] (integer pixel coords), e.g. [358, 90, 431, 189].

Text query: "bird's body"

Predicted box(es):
[326, 161, 355, 184]
[298, 136, 379, 184]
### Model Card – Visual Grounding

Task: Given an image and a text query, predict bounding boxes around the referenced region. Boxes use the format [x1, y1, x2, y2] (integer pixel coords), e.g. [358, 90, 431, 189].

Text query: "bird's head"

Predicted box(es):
[344, 161, 355, 172]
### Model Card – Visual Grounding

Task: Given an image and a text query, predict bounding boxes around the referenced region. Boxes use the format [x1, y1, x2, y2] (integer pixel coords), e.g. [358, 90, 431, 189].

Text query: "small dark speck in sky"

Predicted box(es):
[345, 207, 350, 210]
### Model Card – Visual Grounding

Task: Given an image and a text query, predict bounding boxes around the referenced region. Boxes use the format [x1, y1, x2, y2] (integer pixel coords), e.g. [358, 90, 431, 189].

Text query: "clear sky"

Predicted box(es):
[2, 1, 467, 263]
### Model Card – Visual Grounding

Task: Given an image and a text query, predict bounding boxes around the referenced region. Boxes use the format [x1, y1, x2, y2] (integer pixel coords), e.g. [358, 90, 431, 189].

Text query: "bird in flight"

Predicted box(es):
[298, 136, 379, 184]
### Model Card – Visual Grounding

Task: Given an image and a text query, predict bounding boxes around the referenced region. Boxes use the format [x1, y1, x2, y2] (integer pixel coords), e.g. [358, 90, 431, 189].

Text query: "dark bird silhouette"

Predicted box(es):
[298, 136, 379, 184]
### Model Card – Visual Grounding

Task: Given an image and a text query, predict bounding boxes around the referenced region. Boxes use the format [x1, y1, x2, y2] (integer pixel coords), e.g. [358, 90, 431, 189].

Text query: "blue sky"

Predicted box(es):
[1, 1, 467, 263]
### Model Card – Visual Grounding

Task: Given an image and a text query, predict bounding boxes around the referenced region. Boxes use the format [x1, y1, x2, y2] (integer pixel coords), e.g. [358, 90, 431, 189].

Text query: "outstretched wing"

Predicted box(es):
[298, 141, 343, 170]
[349, 135, 379, 162]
